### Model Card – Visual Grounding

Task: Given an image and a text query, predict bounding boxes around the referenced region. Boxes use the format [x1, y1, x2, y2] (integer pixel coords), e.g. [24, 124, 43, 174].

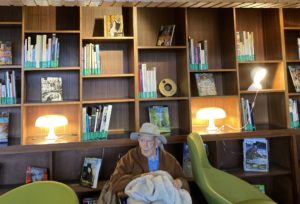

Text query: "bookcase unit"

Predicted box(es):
[0, 5, 299, 204]
[136, 8, 190, 134]
[22, 7, 81, 145]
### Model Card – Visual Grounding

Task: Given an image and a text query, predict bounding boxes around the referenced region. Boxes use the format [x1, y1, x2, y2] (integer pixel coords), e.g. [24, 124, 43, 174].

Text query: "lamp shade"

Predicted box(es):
[196, 107, 226, 120]
[35, 115, 68, 140]
[248, 67, 267, 91]
[196, 107, 226, 133]
[35, 115, 68, 128]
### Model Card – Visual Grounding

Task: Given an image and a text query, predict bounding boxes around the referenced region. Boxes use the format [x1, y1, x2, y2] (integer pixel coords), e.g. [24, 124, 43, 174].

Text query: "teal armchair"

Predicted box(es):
[187, 132, 276, 204]
[0, 181, 79, 204]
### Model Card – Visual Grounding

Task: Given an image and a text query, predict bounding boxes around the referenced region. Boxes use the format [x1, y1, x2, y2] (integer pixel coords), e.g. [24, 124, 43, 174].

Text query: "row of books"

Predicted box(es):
[0, 71, 17, 104]
[0, 41, 12, 65]
[82, 43, 101, 76]
[24, 34, 60, 68]
[236, 31, 255, 62]
[82, 105, 112, 141]
[289, 98, 299, 128]
[139, 63, 157, 99]
[241, 97, 256, 131]
[188, 37, 208, 70]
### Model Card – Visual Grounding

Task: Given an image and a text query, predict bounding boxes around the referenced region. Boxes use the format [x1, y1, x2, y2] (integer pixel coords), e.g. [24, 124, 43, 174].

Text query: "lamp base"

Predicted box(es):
[206, 119, 218, 133]
[46, 127, 58, 140]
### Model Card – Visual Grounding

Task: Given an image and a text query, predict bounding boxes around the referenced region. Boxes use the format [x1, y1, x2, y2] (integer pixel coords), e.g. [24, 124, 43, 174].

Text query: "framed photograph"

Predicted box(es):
[156, 25, 175, 46]
[41, 77, 63, 102]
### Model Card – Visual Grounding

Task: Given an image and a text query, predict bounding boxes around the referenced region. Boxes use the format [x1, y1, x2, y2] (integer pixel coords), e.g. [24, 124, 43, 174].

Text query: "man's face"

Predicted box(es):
[138, 135, 157, 158]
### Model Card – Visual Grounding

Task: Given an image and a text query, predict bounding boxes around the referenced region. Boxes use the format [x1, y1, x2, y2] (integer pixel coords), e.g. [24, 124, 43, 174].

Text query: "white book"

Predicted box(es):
[28, 37, 31, 63]
[11, 71, 16, 98]
[298, 38, 300, 59]
[293, 100, 299, 123]
[94, 107, 100, 132]
[103, 105, 112, 132]
[47, 38, 52, 63]
[35, 35, 41, 68]
[190, 38, 194, 64]
[42, 34, 47, 63]
[24, 39, 27, 63]
[82, 107, 87, 134]
[141, 63, 147, 95]
[99, 105, 108, 132]
[153, 67, 157, 96]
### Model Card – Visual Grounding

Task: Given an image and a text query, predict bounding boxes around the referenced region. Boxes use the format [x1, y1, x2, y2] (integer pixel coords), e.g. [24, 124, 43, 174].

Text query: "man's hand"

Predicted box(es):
[172, 178, 183, 189]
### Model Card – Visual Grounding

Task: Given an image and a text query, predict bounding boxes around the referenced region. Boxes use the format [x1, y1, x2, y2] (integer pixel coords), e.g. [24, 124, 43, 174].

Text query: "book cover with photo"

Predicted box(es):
[80, 157, 102, 189]
[288, 65, 300, 92]
[41, 77, 63, 102]
[148, 105, 171, 133]
[243, 138, 269, 172]
[0, 41, 12, 65]
[104, 15, 124, 37]
[156, 25, 175, 46]
[195, 73, 217, 96]
[25, 166, 48, 183]
[0, 112, 9, 147]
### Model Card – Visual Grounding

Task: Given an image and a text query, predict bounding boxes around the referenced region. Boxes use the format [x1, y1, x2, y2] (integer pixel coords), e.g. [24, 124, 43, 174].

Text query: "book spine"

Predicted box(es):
[293, 99, 299, 128]
[103, 104, 112, 132]
[298, 38, 300, 60]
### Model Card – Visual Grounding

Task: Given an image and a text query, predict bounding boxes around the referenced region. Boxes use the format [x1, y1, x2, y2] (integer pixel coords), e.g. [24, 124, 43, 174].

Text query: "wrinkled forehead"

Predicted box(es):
[138, 134, 155, 141]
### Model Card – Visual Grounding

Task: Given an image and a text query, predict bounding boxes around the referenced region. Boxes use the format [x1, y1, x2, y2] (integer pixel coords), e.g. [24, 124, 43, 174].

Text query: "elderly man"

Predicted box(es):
[98, 123, 189, 204]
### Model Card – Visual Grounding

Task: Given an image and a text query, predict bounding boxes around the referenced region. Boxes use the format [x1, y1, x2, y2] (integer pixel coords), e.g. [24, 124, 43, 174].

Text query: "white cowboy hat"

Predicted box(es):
[130, 122, 167, 144]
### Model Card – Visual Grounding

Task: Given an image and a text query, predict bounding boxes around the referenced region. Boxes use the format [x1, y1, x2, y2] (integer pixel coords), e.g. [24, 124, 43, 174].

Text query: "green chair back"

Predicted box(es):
[187, 132, 276, 204]
[0, 181, 79, 204]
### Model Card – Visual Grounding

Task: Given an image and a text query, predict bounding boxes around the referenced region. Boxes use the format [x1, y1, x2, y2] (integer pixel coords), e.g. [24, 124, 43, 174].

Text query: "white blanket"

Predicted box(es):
[125, 170, 192, 204]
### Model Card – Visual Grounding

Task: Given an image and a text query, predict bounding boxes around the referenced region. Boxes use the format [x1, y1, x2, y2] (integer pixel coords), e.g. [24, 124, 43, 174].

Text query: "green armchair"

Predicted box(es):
[0, 181, 79, 204]
[187, 132, 276, 204]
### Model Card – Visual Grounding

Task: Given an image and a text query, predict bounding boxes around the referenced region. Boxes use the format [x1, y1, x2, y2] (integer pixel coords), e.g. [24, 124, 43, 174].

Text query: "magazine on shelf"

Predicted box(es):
[80, 157, 102, 188]
[104, 15, 124, 37]
[25, 166, 48, 183]
[41, 77, 63, 102]
[0, 112, 9, 147]
[288, 65, 300, 92]
[148, 105, 171, 133]
[195, 73, 217, 96]
[243, 138, 269, 172]
[156, 25, 175, 46]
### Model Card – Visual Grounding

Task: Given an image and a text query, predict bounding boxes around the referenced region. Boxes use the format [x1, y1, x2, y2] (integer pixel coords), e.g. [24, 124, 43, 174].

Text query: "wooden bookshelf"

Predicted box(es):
[0, 5, 299, 203]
